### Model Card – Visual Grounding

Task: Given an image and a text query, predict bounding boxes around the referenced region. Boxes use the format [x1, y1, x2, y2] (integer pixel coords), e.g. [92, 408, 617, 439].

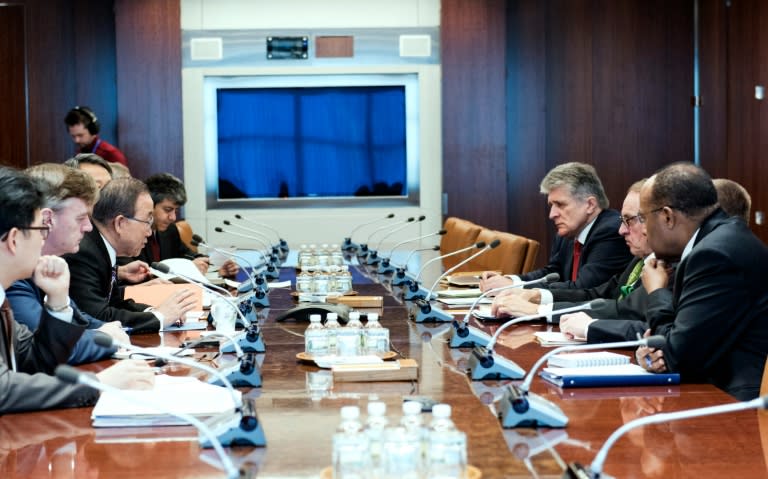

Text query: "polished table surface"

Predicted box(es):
[1, 265, 766, 478]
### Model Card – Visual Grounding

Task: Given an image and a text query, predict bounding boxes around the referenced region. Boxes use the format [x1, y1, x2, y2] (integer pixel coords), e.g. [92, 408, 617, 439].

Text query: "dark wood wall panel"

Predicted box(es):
[114, 0, 182, 181]
[505, 0, 695, 266]
[698, 0, 728, 175]
[440, 0, 509, 231]
[0, 5, 28, 169]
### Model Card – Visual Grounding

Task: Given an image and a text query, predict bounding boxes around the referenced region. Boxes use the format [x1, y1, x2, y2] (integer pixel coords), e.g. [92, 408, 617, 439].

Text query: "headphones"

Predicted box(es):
[70, 106, 100, 135]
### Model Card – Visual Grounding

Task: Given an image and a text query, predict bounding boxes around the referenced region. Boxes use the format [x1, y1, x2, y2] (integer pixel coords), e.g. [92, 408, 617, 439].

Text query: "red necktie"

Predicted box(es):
[150, 234, 161, 262]
[571, 241, 582, 281]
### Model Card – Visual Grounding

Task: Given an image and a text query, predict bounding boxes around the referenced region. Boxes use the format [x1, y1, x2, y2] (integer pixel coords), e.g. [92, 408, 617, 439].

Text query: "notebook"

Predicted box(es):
[547, 351, 630, 368]
[540, 364, 681, 388]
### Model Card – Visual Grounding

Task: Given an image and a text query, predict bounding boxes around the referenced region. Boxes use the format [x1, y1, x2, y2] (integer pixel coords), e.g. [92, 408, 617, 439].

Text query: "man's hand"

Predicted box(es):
[641, 258, 670, 294]
[559, 311, 596, 340]
[96, 359, 155, 390]
[490, 293, 539, 318]
[635, 329, 667, 373]
[96, 321, 130, 345]
[480, 271, 513, 292]
[118, 260, 151, 283]
[495, 287, 542, 303]
[218, 258, 240, 278]
[139, 277, 172, 287]
[192, 256, 211, 275]
[33, 256, 71, 308]
[155, 288, 198, 327]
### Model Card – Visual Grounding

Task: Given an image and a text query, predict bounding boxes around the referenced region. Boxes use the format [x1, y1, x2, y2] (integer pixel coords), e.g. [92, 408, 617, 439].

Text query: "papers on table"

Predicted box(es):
[471, 304, 496, 320]
[547, 351, 630, 368]
[533, 331, 585, 346]
[437, 297, 492, 307]
[436, 288, 482, 298]
[151, 258, 210, 284]
[91, 374, 240, 427]
[313, 355, 384, 369]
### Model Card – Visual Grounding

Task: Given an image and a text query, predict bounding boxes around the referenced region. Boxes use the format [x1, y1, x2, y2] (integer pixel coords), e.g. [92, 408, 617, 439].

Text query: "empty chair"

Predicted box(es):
[175, 219, 198, 253]
[440, 217, 483, 271]
[468, 228, 533, 275]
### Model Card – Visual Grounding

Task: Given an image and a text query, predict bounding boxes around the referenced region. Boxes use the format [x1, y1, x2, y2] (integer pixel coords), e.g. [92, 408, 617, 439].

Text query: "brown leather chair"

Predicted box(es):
[440, 217, 483, 271]
[468, 228, 531, 275]
[521, 238, 540, 274]
[175, 220, 198, 253]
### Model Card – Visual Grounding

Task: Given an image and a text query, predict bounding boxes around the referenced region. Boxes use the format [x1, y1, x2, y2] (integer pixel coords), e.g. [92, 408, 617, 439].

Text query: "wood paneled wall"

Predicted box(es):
[0, 5, 27, 169]
[114, 0, 182, 181]
[0, 0, 117, 169]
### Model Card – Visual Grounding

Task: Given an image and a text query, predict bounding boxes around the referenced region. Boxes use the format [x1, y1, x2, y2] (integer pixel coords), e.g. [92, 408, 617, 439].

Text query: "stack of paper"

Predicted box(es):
[91, 375, 241, 427]
[533, 331, 585, 346]
[547, 351, 630, 368]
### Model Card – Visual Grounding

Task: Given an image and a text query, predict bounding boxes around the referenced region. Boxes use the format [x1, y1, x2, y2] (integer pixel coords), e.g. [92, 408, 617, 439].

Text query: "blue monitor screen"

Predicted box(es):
[216, 85, 408, 200]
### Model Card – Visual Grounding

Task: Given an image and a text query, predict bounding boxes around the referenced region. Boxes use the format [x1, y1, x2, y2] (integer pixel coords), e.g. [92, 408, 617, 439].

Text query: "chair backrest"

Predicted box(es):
[468, 228, 531, 275]
[521, 238, 541, 274]
[175, 220, 198, 253]
[440, 217, 483, 271]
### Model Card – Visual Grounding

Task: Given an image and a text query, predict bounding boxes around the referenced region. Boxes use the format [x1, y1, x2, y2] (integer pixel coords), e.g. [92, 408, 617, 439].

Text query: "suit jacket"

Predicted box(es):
[520, 209, 632, 289]
[124, 223, 204, 266]
[62, 227, 159, 333]
[646, 209, 768, 400]
[0, 299, 99, 414]
[6, 279, 116, 365]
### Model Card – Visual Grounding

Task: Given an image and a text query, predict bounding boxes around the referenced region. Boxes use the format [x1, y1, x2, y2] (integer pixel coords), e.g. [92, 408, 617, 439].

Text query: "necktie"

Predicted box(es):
[571, 241, 582, 281]
[619, 260, 644, 300]
[150, 233, 161, 262]
[107, 264, 118, 301]
[2, 299, 17, 372]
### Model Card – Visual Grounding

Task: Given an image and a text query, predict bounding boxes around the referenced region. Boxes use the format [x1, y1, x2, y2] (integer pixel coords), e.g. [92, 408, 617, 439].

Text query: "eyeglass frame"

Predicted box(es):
[123, 214, 154, 228]
[637, 206, 666, 224]
[0, 224, 52, 242]
[620, 214, 643, 228]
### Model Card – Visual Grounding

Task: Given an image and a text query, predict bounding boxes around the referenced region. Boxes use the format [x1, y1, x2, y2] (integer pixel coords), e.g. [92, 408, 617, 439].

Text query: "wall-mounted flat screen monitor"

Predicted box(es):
[204, 73, 420, 208]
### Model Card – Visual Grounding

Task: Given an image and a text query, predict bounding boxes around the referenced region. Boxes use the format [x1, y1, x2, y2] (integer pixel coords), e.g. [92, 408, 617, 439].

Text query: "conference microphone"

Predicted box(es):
[233, 213, 289, 254]
[468, 299, 605, 381]
[190, 235, 262, 296]
[498, 332, 665, 429]
[191, 235, 268, 303]
[377, 229, 447, 274]
[55, 365, 242, 478]
[373, 214, 426, 252]
[222, 220, 281, 263]
[392, 245, 440, 286]
[151, 262, 265, 354]
[214, 227, 280, 280]
[563, 395, 768, 478]
[403, 241, 487, 301]
[358, 216, 414, 258]
[361, 216, 416, 262]
[409, 240, 501, 322]
[341, 212, 395, 252]
[450, 273, 560, 348]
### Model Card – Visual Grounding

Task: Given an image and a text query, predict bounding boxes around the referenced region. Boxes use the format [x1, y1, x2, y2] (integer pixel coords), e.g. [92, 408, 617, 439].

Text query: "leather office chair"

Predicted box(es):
[175, 220, 198, 253]
[469, 228, 531, 275]
[521, 238, 540, 274]
[440, 217, 483, 271]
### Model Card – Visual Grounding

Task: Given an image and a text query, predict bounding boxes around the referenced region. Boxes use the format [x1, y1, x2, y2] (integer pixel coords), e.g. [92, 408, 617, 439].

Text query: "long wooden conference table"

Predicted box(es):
[1, 264, 765, 478]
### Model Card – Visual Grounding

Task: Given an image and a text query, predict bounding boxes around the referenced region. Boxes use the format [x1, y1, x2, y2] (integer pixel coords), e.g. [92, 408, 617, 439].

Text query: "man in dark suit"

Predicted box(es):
[124, 173, 238, 277]
[0, 166, 154, 414]
[481, 162, 632, 290]
[491, 179, 662, 342]
[63, 178, 197, 333]
[634, 163, 768, 400]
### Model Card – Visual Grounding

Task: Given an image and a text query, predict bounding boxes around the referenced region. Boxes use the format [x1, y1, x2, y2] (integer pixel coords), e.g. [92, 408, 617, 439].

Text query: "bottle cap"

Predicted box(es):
[367, 313, 379, 322]
[340, 406, 360, 420]
[432, 403, 451, 418]
[402, 401, 422, 415]
[367, 401, 387, 416]
[309, 314, 322, 322]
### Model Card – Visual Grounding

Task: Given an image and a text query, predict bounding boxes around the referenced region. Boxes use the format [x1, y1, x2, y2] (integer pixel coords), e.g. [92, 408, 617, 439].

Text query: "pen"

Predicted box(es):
[644, 354, 653, 369]
[122, 326, 133, 333]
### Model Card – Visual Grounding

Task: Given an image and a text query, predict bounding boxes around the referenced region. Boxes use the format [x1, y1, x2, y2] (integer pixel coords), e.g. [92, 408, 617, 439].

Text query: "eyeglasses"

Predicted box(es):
[620, 214, 642, 228]
[637, 207, 666, 224]
[18, 225, 51, 240]
[124, 215, 154, 228]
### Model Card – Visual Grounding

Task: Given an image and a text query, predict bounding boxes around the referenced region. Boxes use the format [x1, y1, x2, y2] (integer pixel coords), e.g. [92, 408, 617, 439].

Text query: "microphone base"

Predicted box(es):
[499, 387, 568, 428]
[263, 269, 280, 281]
[468, 350, 525, 380]
[402, 283, 429, 301]
[391, 270, 411, 286]
[249, 293, 270, 308]
[365, 253, 382, 265]
[408, 301, 452, 323]
[449, 321, 492, 348]
[341, 238, 359, 253]
[211, 358, 262, 388]
[561, 463, 605, 479]
[201, 400, 266, 448]
[377, 263, 396, 275]
[220, 328, 266, 353]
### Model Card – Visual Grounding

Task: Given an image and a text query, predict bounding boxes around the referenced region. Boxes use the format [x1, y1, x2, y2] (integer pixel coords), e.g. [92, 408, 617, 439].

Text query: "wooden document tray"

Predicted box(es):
[332, 359, 418, 382]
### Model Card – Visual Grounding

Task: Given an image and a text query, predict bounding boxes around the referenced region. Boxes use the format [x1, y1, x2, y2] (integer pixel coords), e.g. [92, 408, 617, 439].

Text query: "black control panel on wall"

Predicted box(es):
[267, 36, 309, 59]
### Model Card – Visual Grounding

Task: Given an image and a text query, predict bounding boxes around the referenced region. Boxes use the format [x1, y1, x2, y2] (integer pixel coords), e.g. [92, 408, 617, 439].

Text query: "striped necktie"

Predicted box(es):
[2, 299, 17, 371]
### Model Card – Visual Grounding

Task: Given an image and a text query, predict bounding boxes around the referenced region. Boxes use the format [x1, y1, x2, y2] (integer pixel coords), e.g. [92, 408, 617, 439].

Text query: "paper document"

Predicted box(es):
[113, 346, 196, 360]
[436, 288, 482, 298]
[91, 374, 240, 427]
[533, 331, 585, 346]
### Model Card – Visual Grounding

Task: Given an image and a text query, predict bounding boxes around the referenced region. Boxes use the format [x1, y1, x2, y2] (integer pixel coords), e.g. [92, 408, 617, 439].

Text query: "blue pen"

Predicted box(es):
[644, 355, 653, 368]
[122, 326, 133, 333]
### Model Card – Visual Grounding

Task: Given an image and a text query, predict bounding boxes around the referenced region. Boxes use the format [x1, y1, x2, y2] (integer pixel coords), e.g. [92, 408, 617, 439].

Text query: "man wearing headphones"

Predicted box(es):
[64, 106, 128, 166]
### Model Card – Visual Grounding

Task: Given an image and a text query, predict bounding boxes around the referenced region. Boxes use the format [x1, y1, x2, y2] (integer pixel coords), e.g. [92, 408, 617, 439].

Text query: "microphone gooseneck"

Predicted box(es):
[426, 239, 501, 299]
[462, 272, 561, 325]
[415, 241, 487, 283]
